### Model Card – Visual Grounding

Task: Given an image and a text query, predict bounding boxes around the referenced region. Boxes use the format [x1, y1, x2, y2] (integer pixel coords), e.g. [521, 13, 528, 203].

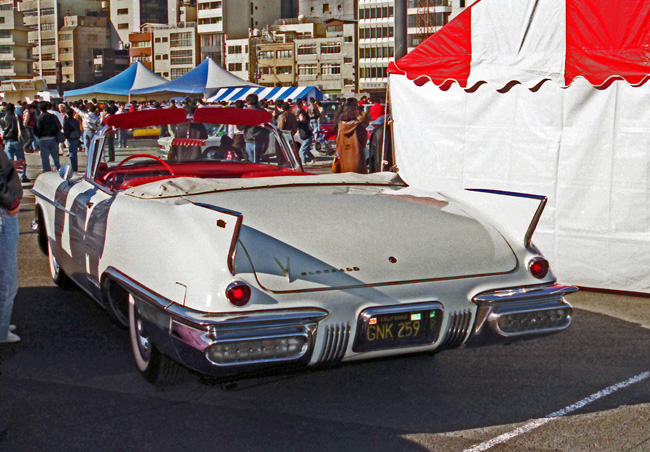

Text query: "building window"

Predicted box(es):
[228, 63, 242, 71]
[171, 49, 193, 65]
[198, 17, 223, 25]
[171, 68, 190, 79]
[42, 23, 55, 31]
[321, 63, 340, 75]
[0, 46, 11, 54]
[276, 66, 292, 75]
[298, 64, 317, 76]
[155, 37, 161, 42]
[297, 44, 316, 55]
[117, 8, 128, 15]
[259, 50, 274, 59]
[320, 42, 341, 54]
[118, 23, 129, 30]
[42, 68, 57, 76]
[323, 3, 329, 13]
[276, 50, 292, 59]
[170, 32, 193, 47]
[41, 7, 54, 15]
[155, 54, 161, 60]
[344, 57, 353, 64]
[228, 45, 242, 54]
[199, 2, 222, 10]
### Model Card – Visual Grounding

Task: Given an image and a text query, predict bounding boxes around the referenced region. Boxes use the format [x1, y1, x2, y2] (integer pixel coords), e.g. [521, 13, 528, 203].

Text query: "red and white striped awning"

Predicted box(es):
[388, 0, 650, 89]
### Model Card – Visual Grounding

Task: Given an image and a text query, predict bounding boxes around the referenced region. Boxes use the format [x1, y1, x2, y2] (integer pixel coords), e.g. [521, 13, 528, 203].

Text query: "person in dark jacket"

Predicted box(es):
[63, 109, 82, 171]
[0, 103, 29, 182]
[296, 111, 315, 164]
[0, 142, 23, 343]
[34, 101, 60, 172]
[243, 94, 270, 162]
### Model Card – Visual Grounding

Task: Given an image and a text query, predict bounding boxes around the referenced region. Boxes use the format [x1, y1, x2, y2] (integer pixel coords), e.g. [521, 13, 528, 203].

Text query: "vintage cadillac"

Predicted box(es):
[32, 107, 577, 385]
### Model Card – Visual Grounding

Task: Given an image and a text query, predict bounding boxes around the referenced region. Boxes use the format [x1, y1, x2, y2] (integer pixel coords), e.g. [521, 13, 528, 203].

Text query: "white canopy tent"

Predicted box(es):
[388, 0, 650, 292]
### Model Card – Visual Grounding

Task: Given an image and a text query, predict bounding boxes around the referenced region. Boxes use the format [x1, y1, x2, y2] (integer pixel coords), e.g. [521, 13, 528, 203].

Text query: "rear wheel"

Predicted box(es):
[48, 241, 69, 288]
[128, 294, 188, 385]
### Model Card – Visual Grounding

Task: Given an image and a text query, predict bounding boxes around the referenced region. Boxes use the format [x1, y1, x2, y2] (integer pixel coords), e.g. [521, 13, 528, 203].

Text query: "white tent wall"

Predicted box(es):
[390, 74, 650, 292]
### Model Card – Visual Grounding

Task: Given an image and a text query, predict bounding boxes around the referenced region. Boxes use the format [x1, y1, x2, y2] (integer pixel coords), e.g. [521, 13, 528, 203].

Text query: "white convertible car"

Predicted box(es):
[32, 107, 577, 385]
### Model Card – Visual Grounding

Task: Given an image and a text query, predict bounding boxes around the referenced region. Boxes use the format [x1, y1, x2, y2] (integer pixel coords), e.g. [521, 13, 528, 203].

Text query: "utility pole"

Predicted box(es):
[394, 0, 407, 61]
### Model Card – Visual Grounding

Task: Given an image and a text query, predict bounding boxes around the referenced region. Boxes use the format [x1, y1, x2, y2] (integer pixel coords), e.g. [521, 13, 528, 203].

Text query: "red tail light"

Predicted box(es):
[226, 281, 251, 307]
[529, 257, 549, 279]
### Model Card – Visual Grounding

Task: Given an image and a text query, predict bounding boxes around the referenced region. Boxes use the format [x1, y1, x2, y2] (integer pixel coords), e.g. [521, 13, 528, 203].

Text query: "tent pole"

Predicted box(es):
[380, 84, 390, 172]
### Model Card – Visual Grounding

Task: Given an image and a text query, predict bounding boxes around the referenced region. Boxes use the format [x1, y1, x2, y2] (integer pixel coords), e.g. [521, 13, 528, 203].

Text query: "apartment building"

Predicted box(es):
[58, 15, 112, 87]
[197, 0, 282, 65]
[358, 0, 455, 95]
[110, 0, 177, 47]
[224, 37, 250, 82]
[19, 0, 110, 86]
[256, 41, 294, 86]
[152, 22, 200, 80]
[295, 19, 356, 95]
[0, 1, 33, 80]
[298, 0, 355, 20]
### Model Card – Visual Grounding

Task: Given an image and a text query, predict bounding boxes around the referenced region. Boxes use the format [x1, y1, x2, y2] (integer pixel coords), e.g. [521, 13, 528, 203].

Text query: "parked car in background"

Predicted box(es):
[32, 107, 577, 385]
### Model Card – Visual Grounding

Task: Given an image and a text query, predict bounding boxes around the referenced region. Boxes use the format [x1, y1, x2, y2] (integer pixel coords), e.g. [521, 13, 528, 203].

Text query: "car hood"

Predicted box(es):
[187, 182, 517, 293]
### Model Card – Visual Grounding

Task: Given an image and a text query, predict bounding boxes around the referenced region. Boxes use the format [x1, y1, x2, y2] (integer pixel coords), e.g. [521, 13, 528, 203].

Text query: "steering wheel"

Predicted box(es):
[112, 154, 175, 190]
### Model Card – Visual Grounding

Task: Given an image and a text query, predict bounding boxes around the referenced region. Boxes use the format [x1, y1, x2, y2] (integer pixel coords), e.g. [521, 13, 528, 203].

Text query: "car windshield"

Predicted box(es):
[91, 109, 300, 191]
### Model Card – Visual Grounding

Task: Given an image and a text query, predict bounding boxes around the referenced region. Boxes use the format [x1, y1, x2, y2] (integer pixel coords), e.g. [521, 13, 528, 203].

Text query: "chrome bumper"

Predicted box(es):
[104, 268, 328, 376]
[466, 284, 578, 347]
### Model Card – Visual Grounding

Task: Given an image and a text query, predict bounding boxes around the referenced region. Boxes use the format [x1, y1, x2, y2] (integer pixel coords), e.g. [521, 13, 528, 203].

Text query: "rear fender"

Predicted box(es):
[440, 189, 547, 250]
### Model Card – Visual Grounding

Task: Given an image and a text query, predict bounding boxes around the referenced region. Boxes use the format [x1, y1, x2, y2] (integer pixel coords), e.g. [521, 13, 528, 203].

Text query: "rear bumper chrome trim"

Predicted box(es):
[103, 267, 328, 375]
[467, 284, 577, 347]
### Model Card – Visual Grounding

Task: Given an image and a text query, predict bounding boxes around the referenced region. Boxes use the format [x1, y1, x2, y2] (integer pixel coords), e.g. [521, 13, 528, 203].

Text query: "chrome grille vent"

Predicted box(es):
[317, 323, 350, 364]
[440, 310, 472, 349]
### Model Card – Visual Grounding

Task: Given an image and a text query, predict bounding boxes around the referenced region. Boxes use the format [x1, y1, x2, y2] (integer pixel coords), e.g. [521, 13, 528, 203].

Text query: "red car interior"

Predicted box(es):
[96, 161, 311, 190]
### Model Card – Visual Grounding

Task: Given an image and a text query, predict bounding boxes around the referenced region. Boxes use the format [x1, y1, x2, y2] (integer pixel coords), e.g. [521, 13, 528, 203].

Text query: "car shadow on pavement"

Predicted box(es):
[1, 284, 649, 451]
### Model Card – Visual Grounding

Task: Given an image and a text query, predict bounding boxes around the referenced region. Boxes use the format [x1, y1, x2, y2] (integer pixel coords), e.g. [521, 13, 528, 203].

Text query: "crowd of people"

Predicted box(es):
[0, 94, 389, 182]
[0, 93, 390, 344]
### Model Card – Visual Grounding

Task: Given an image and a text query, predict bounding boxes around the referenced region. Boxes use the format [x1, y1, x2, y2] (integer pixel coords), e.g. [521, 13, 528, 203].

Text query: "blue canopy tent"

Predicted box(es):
[207, 85, 327, 103]
[130, 57, 258, 99]
[64, 62, 168, 102]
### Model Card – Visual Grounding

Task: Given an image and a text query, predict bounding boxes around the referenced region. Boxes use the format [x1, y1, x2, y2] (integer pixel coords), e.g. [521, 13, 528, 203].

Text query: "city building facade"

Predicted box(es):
[110, 0, 177, 47]
[295, 19, 356, 95]
[0, 1, 33, 80]
[298, 0, 355, 21]
[152, 21, 200, 80]
[357, 0, 458, 95]
[58, 15, 112, 87]
[224, 37, 250, 81]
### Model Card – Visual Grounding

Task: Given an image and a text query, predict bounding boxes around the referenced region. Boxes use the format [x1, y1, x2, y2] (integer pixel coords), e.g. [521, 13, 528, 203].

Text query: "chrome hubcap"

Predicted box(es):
[135, 316, 151, 361]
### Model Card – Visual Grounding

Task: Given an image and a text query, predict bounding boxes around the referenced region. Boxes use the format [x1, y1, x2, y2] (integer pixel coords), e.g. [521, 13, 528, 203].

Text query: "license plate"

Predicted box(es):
[353, 305, 443, 352]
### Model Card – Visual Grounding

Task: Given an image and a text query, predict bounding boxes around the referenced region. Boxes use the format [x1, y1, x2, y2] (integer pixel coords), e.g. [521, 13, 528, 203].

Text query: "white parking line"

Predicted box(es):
[463, 371, 650, 452]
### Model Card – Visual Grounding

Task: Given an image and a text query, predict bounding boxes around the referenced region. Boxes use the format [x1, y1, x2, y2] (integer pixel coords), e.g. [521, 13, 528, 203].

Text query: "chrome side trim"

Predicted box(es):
[473, 284, 578, 304]
[31, 189, 77, 217]
[102, 266, 329, 328]
[467, 189, 547, 248]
